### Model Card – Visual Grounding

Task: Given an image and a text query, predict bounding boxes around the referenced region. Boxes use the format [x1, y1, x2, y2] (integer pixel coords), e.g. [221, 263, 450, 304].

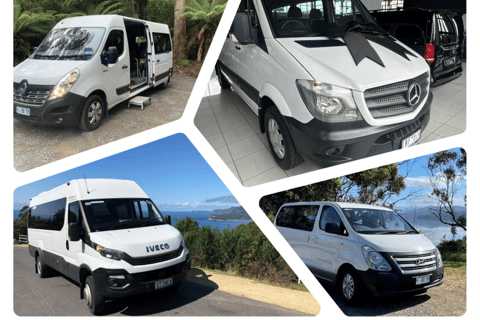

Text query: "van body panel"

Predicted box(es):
[14, 60, 87, 85]
[357, 233, 436, 253]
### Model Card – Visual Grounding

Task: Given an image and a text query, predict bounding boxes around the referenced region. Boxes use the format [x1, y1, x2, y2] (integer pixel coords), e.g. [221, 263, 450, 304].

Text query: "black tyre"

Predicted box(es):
[338, 267, 362, 304]
[36, 255, 50, 278]
[84, 275, 105, 315]
[264, 107, 303, 170]
[216, 64, 230, 89]
[78, 95, 105, 131]
[160, 76, 170, 89]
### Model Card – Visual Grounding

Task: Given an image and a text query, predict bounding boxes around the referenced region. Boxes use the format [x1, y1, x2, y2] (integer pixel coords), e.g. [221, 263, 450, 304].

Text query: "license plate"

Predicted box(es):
[402, 130, 421, 148]
[415, 275, 430, 285]
[444, 57, 456, 66]
[155, 278, 173, 290]
[16, 106, 30, 116]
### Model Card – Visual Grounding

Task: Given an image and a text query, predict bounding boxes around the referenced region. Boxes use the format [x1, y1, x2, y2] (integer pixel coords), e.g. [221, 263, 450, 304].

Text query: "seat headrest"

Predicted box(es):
[288, 6, 303, 18]
[309, 9, 323, 20]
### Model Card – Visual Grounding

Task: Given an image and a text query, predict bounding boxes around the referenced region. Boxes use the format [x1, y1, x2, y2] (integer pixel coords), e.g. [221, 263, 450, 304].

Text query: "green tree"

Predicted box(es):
[13, 205, 29, 241]
[179, 0, 227, 61]
[146, 0, 175, 32]
[82, 0, 123, 15]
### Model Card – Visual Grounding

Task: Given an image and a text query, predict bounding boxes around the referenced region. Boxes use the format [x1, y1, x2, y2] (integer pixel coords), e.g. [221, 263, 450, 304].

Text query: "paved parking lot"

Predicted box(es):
[194, 63, 466, 187]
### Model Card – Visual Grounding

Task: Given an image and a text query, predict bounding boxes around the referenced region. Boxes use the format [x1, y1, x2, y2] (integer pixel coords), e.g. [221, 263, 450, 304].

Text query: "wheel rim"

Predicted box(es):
[87, 101, 102, 125]
[84, 284, 92, 307]
[268, 119, 285, 159]
[37, 259, 41, 275]
[342, 273, 355, 300]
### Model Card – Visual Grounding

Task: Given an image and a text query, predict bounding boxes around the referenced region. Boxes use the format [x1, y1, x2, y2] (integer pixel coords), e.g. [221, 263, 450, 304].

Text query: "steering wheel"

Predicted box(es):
[281, 20, 306, 31]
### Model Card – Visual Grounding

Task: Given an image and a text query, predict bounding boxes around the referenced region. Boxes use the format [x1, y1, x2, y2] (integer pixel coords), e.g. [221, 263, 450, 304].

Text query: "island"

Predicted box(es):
[208, 206, 251, 221]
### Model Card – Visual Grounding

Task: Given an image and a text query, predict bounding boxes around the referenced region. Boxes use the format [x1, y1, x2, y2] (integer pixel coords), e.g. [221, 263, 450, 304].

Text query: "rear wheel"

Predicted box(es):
[216, 64, 230, 89]
[265, 107, 303, 170]
[84, 275, 105, 315]
[160, 76, 170, 89]
[78, 95, 105, 131]
[36, 255, 50, 278]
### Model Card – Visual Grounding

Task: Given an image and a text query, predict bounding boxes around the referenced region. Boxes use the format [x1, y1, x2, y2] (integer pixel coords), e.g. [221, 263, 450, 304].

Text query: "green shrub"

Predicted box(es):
[145, 0, 175, 33]
[180, 59, 191, 68]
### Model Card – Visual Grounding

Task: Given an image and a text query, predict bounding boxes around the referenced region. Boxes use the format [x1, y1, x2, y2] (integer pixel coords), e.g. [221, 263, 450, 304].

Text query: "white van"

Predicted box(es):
[27, 179, 190, 314]
[274, 202, 443, 302]
[217, 0, 432, 169]
[14, 15, 173, 131]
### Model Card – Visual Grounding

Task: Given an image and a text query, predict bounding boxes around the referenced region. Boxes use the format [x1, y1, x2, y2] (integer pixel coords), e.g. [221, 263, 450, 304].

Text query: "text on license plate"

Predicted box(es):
[402, 130, 421, 148]
[16, 106, 30, 116]
[444, 57, 456, 66]
[415, 275, 430, 285]
[155, 278, 173, 290]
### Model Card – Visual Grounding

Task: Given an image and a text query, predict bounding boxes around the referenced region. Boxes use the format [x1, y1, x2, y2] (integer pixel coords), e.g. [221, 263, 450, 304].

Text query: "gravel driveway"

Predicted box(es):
[14, 74, 196, 172]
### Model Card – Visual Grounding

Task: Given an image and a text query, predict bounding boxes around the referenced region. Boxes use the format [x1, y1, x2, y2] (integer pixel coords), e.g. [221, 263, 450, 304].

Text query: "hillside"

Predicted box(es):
[209, 206, 251, 221]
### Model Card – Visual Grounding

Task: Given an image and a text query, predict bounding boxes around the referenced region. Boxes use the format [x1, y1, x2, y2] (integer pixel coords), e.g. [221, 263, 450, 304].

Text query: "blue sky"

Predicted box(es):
[14, 134, 238, 212]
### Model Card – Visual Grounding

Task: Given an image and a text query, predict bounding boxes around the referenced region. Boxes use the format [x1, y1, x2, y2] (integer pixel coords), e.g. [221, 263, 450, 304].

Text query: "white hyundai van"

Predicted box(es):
[27, 179, 190, 314]
[14, 15, 173, 131]
[217, 0, 433, 169]
[274, 202, 443, 302]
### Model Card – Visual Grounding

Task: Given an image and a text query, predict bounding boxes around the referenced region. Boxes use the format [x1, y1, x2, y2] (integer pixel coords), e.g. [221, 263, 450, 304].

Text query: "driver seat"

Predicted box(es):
[288, 6, 303, 18]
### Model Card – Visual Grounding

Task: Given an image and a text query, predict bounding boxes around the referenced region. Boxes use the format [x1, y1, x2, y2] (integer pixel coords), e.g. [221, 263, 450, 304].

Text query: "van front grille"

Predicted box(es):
[13, 83, 53, 106]
[123, 245, 183, 266]
[391, 251, 437, 274]
[364, 72, 429, 119]
[131, 261, 185, 282]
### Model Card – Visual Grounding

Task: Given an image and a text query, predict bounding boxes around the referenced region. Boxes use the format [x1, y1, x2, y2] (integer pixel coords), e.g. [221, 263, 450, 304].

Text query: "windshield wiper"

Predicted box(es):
[107, 220, 140, 231]
[58, 54, 88, 60]
[140, 219, 163, 228]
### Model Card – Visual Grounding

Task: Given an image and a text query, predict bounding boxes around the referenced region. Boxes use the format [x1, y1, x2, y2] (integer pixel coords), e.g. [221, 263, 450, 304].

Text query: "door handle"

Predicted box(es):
[235, 46, 241, 50]
[122, 65, 128, 69]
[157, 59, 160, 63]
[66, 240, 69, 250]
[311, 236, 319, 242]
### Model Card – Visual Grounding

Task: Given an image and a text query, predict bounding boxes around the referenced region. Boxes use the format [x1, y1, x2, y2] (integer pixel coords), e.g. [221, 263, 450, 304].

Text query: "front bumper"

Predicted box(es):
[92, 255, 191, 299]
[14, 92, 86, 126]
[284, 92, 432, 167]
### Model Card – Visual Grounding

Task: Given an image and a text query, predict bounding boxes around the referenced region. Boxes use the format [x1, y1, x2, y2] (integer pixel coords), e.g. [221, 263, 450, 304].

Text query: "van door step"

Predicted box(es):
[128, 96, 151, 111]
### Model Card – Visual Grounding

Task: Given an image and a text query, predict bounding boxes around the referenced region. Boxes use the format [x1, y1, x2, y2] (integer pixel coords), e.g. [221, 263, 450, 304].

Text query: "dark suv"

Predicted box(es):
[371, 8, 464, 87]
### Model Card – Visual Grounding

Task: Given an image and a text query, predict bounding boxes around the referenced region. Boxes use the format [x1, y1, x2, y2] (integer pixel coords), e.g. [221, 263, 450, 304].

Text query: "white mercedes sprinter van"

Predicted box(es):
[274, 202, 443, 302]
[217, 0, 433, 169]
[14, 15, 173, 131]
[27, 179, 190, 314]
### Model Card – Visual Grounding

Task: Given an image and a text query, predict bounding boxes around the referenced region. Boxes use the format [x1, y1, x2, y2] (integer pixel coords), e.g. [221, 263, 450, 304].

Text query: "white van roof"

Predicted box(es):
[54, 15, 169, 33]
[30, 179, 149, 207]
[281, 201, 393, 211]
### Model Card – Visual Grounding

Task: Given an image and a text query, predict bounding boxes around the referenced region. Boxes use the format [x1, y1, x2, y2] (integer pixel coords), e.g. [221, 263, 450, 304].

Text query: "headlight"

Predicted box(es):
[49, 68, 80, 100]
[180, 236, 185, 249]
[92, 242, 125, 260]
[435, 248, 443, 268]
[362, 246, 391, 271]
[296, 80, 363, 123]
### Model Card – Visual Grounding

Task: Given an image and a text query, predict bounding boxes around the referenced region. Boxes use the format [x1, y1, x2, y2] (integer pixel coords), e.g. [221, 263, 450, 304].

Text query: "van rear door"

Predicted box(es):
[151, 30, 173, 85]
[435, 13, 461, 73]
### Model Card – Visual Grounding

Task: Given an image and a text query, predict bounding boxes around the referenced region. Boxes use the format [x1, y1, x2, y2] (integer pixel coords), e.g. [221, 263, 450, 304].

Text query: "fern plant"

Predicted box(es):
[179, 0, 227, 61]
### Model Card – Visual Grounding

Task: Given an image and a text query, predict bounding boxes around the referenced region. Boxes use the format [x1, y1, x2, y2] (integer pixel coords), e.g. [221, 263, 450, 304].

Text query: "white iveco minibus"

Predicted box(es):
[14, 15, 173, 131]
[27, 179, 190, 315]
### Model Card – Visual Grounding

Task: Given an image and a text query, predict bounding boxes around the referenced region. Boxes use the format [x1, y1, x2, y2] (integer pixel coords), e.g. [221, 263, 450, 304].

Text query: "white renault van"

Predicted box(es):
[274, 202, 443, 302]
[14, 15, 173, 131]
[217, 0, 433, 169]
[27, 179, 190, 314]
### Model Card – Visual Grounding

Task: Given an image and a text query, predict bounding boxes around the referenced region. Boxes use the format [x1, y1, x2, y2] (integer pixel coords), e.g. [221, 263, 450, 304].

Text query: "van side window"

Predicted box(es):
[276, 205, 319, 231]
[395, 25, 425, 45]
[319, 206, 342, 231]
[103, 30, 124, 57]
[153, 33, 171, 53]
[29, 198, 66, 231]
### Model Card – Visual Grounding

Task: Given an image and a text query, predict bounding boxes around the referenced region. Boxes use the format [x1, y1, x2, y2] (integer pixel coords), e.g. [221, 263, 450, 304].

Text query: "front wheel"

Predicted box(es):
[84, 275, 105, 315]
[78, 95, 105, 131]
[339, 267, 362, 304]
[264, 107, 303, 170]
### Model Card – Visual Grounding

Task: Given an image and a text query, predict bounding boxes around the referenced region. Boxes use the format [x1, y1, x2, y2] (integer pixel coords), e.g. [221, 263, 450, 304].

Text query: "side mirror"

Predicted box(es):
[165, 215, 172, 225]
[233, 12, 255, 45]
[102, 46, 119, 65]
[325, 222, 344, 235]
[69, 222, 80, 242]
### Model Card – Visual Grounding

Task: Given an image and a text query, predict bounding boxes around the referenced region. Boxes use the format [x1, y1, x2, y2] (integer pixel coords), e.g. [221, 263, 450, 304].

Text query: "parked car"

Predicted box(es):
[27, 179, 191, 314]
[274, 202, 444, 303]
[371, 8, 464, 87]
[14, 15, 173, 131]
[217, 0, 432, 170]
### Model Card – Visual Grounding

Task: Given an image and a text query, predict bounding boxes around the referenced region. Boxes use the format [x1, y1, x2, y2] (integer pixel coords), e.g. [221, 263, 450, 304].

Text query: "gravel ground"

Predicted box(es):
[14, 74, 196, 172]
[322, 270, 466, 316]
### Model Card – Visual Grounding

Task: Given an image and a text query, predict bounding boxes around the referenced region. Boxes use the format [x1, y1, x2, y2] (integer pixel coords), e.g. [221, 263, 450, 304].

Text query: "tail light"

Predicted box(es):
[424, 43, 435, 63]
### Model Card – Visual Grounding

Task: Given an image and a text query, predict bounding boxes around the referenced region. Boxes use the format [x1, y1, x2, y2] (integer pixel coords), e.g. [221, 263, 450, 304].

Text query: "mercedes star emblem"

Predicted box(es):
[408, 83, 421, 107]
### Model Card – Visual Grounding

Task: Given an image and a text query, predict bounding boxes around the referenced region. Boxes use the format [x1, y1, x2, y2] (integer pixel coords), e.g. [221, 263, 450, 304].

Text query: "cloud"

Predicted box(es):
[204, 195, 239, 204]
[404, 176, 433, 189]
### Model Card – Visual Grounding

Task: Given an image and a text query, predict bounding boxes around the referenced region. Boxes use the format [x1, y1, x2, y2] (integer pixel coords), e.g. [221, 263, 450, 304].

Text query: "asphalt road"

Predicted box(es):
[14, 74, 196, 172]
[13, 246, 308, 316]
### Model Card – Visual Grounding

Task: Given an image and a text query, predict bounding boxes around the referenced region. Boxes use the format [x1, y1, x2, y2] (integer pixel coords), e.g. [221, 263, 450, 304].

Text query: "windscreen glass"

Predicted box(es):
[342, 208, 416, 234]
[33, 27, 105, 60]
[82, 199, 165, 232]
[264, 0, 376, 38]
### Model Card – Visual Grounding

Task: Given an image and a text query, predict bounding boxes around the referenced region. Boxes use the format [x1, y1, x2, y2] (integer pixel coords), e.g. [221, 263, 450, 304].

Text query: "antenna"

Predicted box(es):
[83, 174, 90, 194]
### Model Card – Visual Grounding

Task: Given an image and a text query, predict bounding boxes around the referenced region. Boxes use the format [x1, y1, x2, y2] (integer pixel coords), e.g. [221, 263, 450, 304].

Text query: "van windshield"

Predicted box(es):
[33, 27, 105, 60]
[265, 0, 377, 38]
[342, 208, 417, 234]
[82, 199, 166, 232]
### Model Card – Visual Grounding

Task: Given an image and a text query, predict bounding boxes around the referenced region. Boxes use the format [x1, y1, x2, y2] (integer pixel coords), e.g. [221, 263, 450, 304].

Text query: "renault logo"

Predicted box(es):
[19, 82, 28, 96]
[415, 258, 425, 265]
[407, 83, 421, 107]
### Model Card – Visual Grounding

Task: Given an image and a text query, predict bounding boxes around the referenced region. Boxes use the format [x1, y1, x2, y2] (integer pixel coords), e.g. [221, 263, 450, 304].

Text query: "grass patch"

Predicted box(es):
[444, 260, 466, 278]
[442, 252, 466, 262]
[198, 267, 310, 293]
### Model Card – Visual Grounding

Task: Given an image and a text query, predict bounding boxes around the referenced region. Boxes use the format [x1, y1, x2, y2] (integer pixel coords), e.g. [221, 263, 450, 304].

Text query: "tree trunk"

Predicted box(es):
[173, 0, 187, 62]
